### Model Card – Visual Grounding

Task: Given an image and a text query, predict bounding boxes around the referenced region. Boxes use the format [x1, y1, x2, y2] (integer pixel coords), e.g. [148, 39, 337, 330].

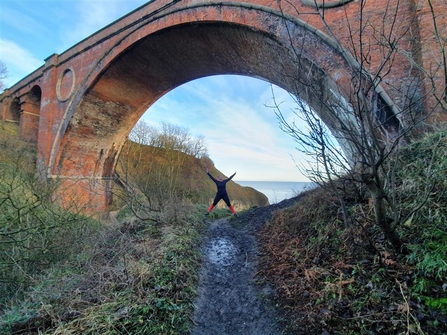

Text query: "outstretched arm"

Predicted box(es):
[227, 171, 236, 181]
[207, 170, 217, 182]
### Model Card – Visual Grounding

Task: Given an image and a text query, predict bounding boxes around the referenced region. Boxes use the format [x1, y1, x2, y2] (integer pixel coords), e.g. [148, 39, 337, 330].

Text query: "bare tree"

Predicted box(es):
[0, 61, 8, 92]
[129, 120, 156, 145]
[0, 135, 97, 300]
[117, 122, 208, 223]
[273, 0, 446, 252]
[130, 121, 208, 158]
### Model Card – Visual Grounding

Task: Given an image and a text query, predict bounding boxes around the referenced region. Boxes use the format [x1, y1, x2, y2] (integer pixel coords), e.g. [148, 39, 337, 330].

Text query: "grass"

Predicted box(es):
[205, 206, 239, 219]
[1, 206, 206, 334]
[0, 123, 208, 334]
[0, 121, 19, 138]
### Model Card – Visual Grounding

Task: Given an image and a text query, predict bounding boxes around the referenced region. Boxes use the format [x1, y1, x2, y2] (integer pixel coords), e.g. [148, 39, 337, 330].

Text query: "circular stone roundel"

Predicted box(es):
[56, 67, 76, 102]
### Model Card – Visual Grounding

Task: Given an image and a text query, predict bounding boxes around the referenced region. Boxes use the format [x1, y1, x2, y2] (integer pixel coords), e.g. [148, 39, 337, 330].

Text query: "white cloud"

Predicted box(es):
[59, 0, 148, 52]
[0, 39, 43, 87]
[142, 76, 309, 181]
[0, 6, 45, 38]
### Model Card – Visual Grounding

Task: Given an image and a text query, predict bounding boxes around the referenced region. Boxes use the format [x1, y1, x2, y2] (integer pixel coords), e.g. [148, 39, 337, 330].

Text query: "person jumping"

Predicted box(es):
[206, 169, 237, 216]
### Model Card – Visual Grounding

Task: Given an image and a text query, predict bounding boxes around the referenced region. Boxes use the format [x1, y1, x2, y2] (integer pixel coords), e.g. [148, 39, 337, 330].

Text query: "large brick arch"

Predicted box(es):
[49, 4, 388, 209]
[2, 0, 444, 210]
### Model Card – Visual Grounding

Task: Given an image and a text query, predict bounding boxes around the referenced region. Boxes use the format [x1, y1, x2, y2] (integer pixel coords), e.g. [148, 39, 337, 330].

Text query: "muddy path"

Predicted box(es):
[191, 198, 298, 335]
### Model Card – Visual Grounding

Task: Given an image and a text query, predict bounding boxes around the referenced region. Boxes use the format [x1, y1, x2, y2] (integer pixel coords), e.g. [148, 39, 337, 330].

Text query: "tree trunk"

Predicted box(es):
[362, 173, 406, 252]
[372, 194, 404, 252]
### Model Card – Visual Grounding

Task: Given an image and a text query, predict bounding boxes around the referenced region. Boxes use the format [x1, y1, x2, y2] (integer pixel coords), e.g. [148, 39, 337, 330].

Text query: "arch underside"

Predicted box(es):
[56, 20, 346, 180]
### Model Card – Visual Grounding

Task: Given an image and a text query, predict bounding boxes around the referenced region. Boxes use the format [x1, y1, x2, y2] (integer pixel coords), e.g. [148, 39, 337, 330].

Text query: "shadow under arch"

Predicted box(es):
[9, 98, 21, 123]
[20, 85, 42, 142]
[51, 5, 400, 210]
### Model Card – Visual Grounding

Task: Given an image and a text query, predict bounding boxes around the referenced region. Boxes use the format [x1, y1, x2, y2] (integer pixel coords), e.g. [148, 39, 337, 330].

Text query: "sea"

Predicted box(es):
[235, 181, 315, 204]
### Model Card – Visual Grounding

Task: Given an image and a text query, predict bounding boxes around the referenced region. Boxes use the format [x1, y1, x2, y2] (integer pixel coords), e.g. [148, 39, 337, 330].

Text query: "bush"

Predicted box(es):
[0, 134, 101, 306]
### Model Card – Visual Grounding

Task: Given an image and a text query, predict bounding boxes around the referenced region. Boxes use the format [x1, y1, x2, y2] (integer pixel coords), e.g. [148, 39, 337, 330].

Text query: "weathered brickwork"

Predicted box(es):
[0, 0, 445, 211]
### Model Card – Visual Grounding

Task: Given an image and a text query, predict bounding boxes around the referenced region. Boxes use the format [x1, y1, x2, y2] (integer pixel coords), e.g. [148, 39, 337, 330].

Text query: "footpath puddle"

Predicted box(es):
[206, 237, 239, 266]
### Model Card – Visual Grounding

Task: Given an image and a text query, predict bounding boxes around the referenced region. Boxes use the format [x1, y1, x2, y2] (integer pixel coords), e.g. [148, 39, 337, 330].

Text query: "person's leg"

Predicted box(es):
[206, 204, 214, 214]
[207, 194, 222, 214]
[223, 194, 236, 215]
[212, 194, 222, 207]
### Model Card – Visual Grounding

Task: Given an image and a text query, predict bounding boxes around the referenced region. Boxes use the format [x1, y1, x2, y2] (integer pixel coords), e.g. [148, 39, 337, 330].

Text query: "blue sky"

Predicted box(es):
[0, 0, 308, 182]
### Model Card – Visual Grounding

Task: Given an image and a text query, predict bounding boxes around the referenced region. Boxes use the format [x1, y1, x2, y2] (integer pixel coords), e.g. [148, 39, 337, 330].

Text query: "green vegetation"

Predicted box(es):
[1, 209, 205, 334]
[0, 122, 205, 334]
[0, 123, 101, 307]
[0, 121, 263, 334]
[4, 116, 446, 334]
[258, 127, 447, 334]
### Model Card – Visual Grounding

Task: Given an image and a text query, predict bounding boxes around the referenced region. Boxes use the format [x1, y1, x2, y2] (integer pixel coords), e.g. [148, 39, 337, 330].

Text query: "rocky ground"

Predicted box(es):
[191, 198, 299, 335]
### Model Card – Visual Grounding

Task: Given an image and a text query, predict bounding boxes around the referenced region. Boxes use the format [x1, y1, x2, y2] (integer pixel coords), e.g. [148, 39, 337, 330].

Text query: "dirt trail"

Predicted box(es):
[192, 199, 298, 335]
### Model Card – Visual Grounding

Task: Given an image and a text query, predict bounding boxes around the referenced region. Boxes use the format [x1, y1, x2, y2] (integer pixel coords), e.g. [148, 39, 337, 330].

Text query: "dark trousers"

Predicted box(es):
[212, 192, 231, 207]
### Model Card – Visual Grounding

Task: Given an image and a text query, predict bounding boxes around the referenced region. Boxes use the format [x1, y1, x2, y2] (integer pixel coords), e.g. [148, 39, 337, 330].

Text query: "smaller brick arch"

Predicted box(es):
[8, 98, 21, 123]
[19, 85, 42, 143]
[27, 86, 42, 110]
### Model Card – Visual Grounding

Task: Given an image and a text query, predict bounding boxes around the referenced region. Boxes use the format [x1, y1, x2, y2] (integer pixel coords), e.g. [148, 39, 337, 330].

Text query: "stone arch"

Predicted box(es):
[50, 4, 400, 209]
[19, 85, 42, 142]
[8, 98, 21, 123]
[30, 85, 42, 106]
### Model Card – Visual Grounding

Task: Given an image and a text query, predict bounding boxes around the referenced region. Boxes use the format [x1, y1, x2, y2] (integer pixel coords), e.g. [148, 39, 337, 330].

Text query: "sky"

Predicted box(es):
[0, 0, 309, 182]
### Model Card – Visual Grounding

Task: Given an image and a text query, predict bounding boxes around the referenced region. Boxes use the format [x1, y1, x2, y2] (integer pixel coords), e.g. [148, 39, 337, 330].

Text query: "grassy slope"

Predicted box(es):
[115, 140, 269, 209]
[0, 121, 19, 137]
[0, 125, 267, 334]
[258, 128, 447, 334]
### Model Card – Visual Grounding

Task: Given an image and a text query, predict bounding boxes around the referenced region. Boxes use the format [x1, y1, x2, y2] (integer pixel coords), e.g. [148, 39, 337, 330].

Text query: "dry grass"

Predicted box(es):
[258, 128, 447, 335]
[1, 210, 205, 335]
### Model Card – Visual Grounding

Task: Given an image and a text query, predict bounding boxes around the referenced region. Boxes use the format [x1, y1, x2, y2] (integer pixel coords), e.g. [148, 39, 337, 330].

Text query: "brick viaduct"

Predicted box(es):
[0, 0, 445, 211]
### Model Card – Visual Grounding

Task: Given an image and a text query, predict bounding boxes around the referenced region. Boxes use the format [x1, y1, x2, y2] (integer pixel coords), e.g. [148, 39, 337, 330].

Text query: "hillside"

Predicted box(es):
[115, 140, 269, 210]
